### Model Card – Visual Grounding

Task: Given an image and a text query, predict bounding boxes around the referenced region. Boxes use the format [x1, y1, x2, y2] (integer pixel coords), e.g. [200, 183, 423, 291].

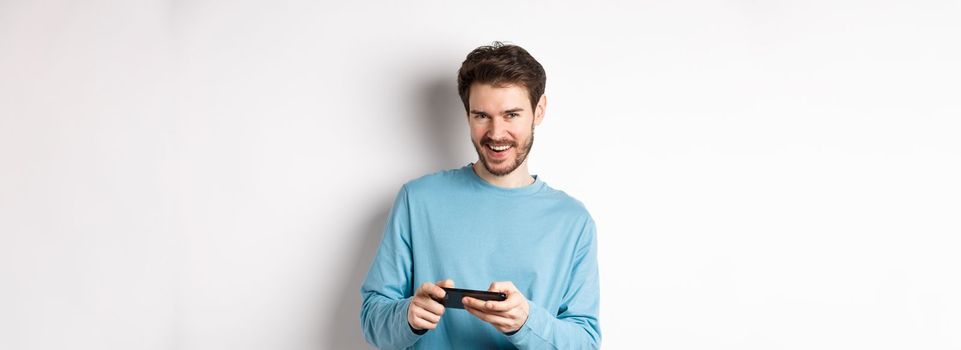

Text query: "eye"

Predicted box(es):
[507, 113, 519, 119]
[473, 114, 488, 119]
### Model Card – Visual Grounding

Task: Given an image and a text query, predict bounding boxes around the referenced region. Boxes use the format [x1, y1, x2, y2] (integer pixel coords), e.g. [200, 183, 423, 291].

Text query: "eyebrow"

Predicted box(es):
[470, 108, 525, 115]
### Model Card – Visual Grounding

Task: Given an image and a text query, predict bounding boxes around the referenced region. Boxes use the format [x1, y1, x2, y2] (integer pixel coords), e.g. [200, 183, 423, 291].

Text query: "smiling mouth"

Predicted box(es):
[486, 143, 512, 152]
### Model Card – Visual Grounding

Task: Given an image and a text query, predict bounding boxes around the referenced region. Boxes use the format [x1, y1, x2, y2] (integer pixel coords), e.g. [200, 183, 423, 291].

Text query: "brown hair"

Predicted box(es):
[457, 41, 546, 114]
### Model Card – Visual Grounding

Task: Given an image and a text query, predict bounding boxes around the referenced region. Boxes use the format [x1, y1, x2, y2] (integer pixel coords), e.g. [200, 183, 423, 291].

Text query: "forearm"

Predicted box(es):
[360, 293, 423, 349]
[505, 300, 601, 350]
[359, 184, 421, 348]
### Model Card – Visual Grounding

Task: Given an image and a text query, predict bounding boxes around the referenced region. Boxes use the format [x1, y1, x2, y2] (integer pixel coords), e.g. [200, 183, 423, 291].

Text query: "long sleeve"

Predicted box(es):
[505, 217, 602, 349]
[359, 185, 424, 349]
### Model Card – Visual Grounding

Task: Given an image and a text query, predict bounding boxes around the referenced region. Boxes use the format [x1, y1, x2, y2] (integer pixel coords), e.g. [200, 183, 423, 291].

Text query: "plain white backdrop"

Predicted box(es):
[1, 0, 959, 349]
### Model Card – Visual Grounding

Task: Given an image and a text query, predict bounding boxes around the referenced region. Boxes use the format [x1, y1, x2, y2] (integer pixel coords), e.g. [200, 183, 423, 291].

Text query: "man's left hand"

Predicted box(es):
[462, 281, 530, 333]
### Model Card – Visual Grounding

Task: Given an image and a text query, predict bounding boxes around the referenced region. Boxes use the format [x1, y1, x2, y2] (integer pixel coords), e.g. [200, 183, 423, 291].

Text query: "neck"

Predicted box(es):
[472, 160, 535, 189]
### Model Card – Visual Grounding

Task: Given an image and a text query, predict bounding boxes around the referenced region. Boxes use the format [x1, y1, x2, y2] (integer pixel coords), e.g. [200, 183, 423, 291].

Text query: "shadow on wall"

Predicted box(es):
[322, 72, 468, 349]
[323, 206, 389, 350]
[415, 71, 473, 172]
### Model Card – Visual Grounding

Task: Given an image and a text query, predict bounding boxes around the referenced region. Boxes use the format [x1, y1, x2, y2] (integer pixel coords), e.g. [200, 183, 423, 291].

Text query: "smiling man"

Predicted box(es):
[360, 42, 601, 349]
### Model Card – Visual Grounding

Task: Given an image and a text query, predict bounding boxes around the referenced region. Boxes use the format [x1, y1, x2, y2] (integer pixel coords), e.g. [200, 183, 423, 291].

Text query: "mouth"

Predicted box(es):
[484, 143, 513, 158]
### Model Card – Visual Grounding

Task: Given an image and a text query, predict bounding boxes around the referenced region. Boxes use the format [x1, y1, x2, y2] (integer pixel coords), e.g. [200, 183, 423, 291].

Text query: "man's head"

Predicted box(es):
[457, 42, 547, 177]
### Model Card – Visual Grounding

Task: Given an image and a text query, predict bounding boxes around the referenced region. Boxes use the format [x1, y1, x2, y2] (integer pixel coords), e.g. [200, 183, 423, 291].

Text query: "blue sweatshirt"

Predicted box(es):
[359, 162, 601, 349]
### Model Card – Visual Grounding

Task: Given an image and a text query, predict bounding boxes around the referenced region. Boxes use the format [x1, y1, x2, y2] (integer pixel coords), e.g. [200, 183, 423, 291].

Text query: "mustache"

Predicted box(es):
[481, 138, 514, 147]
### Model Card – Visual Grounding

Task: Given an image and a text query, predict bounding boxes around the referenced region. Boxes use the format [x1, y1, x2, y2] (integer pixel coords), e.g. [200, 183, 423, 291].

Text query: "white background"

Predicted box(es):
[1, 0, 959, 349]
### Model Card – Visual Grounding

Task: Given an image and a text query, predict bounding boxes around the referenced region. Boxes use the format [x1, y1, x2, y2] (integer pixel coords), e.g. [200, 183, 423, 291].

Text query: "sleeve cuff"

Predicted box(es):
[504, 300, 552, 346]
[409, 323, 428, 335]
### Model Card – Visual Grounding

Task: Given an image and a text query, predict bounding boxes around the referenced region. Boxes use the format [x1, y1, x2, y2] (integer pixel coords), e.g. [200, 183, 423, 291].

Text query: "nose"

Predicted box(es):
[488, 116, 510, 140]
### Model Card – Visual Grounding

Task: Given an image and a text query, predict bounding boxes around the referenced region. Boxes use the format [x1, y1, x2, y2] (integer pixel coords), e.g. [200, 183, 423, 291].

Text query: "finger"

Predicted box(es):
[463, 296, 511, 315]
[465, 304, 511, 319]
[410, 317, 437, 331]
[465, 304, 514, 328]
[464, 303, 490, 322]
[424, 283, 447, 300]
[417, 282, 447, 301]
[462, 296, 484, 310]
[417, 282, 434, 297]
[415, 296, 446, 316]
[488, 281, 516, 293]
[414, 308, 440, 324]
[485, 291, 522, 312]
[465, 290, 518, 312]
[437, 279, 455, 288]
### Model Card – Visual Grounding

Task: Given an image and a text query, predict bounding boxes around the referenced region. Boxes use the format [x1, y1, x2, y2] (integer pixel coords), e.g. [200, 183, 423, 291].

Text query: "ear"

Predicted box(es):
[533, 94, 547, 127]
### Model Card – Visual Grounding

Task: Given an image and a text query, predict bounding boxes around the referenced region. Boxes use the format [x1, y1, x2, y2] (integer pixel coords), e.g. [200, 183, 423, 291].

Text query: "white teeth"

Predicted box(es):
[488, 144, 511, 151]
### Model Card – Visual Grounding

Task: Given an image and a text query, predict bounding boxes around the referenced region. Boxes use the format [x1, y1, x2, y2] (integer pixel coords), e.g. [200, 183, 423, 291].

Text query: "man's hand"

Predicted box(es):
[407, 279, 454, 332]
[462, 281, 530, 333]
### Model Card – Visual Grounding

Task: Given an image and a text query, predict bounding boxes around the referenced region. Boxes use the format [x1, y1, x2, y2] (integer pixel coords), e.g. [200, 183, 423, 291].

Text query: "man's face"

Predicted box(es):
[467, 83, 545, 177]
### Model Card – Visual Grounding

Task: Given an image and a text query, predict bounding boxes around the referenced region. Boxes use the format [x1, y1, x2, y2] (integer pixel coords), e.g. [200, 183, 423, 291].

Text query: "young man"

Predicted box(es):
[360, 42, 601, 349]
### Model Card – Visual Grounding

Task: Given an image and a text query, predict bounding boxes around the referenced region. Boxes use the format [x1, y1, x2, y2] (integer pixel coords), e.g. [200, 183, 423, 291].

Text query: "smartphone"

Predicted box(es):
[437, 287, 507, 309]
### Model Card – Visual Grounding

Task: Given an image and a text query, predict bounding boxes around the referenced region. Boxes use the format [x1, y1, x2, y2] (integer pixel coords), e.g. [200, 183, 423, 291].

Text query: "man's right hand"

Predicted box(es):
[407, 279, 454, 332]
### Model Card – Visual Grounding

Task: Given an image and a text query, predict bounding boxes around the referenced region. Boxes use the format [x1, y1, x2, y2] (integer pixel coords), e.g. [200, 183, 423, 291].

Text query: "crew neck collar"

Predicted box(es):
[463, 162, 546, 196]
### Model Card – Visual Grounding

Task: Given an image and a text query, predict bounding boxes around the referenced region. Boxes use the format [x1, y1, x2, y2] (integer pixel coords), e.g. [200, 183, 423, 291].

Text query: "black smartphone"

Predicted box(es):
[437, 287, 507, 309]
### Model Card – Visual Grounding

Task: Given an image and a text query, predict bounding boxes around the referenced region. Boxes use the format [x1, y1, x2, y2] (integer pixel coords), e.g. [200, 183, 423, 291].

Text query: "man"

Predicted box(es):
[359, 42, 601, 349]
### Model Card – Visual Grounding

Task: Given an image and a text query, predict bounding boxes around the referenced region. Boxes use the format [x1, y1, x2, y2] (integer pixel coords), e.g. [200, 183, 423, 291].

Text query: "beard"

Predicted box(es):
[472, 125, 535, 177]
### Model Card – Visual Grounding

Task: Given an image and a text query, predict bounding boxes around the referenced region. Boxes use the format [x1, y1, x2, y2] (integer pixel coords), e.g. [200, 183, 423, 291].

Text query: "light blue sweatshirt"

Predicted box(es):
[359, 162, 601, 349]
